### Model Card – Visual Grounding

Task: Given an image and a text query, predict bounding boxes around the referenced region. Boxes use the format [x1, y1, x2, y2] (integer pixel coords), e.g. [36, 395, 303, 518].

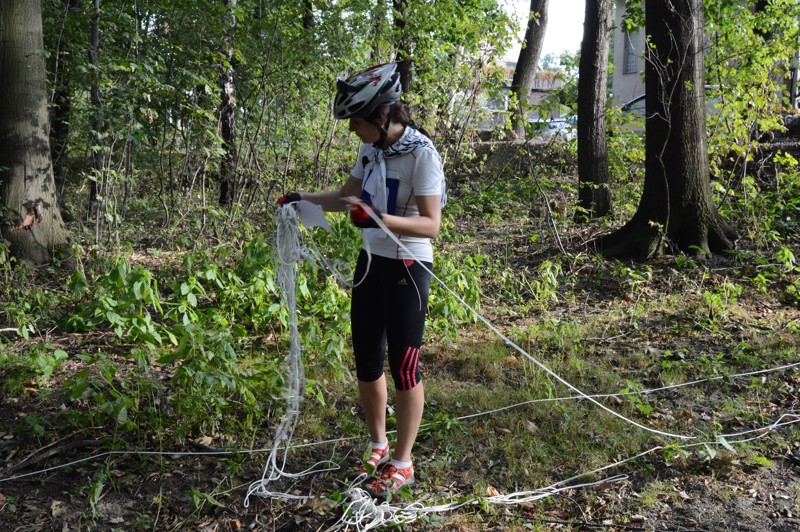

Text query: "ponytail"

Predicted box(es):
[367, 101, 432, 145]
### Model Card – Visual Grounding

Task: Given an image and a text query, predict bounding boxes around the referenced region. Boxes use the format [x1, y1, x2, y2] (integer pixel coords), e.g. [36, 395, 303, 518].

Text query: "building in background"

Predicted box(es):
[611, 0, 645, 105]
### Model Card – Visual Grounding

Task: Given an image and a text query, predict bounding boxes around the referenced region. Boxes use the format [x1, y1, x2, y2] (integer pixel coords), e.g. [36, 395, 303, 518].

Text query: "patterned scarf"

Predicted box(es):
[361, 126, 447, 215]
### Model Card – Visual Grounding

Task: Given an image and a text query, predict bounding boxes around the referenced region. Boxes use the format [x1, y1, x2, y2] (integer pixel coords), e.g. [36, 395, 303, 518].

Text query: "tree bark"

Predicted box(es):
[393, 0, 412, 92]
[592, 0, 736, 259]
[218, 0, 239, 207]
[509, 0, 549, 138]
[0, 0, 70, 265]
[576, 0, 613, 221]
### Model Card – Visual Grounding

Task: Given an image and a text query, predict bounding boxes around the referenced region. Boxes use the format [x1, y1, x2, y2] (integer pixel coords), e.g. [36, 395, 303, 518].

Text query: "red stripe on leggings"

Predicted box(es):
[400, 346, 419, 390]
[410, 348, 419, 388]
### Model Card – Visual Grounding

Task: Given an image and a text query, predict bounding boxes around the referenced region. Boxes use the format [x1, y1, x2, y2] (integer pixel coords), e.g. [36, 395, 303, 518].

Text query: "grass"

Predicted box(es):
[1, 143, 800, 530]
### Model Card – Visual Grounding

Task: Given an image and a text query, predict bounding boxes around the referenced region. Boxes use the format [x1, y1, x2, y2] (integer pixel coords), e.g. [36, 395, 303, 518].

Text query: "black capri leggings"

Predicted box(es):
[351, 250, 432, 391]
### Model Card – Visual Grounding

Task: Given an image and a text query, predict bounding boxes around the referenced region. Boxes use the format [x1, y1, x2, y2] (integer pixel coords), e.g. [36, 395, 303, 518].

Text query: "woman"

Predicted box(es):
[277, 62, 445, 496]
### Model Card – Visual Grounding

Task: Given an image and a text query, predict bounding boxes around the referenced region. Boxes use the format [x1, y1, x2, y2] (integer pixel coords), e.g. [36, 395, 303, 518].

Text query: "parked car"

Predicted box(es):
[529, 116, 576, 141]
[620, 85, 721, 133]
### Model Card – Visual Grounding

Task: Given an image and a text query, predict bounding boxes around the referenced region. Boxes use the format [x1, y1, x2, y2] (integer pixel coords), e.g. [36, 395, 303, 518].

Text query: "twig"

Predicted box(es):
[1, 439, 99, 476]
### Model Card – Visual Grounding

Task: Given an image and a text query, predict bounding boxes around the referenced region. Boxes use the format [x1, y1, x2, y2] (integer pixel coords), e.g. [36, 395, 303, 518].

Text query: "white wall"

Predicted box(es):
[611, 0, 645, 105]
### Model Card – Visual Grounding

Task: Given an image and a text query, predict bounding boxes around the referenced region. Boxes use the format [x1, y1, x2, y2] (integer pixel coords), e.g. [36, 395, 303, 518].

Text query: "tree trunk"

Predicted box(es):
[393, 0, 412, 93]
[509, 0, 549, 138]
[88, 0, 105, 221]
[48, 0, 81, 221]
[218, 0, 239, 207]
[371, 5, 386, 61]
[302, 0, 313, 31]
[592, 0, 736, 259]
[575, 0, 613, 221]
[0, 0, 70, 265]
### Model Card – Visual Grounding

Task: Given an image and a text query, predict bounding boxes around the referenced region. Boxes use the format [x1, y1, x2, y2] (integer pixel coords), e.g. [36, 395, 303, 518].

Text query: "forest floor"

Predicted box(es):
[2, 137, 800, 531]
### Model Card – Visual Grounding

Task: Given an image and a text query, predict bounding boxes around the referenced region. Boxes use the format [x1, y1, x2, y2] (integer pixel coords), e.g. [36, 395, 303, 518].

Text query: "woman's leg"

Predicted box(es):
[351, 251, 388, 445]
[358, 375, 388, 445]
[384, 260, 432, 464]
[393, 382, 424, 463]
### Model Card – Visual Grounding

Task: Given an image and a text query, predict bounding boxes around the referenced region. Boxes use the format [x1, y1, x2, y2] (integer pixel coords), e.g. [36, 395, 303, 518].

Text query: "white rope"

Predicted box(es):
[244, 206, 340, 506]
[2, 378, 796, 486]
[5, 203, 797, 529]
[331, 408, 800, 531]
[362, 209, 694, 440]
[454, 361, 800, 426]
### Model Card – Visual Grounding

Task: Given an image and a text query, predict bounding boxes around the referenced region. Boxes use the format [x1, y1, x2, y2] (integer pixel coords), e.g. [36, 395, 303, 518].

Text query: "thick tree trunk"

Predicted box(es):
[509, 0, 549, 138]
[592, 0, 736, 260]
[0, 0, 70, 265]
[575, 0, 612, 221]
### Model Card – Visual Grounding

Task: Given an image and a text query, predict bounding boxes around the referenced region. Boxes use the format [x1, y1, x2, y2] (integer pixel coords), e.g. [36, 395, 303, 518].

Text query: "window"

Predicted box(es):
[623, 29, 641, 74]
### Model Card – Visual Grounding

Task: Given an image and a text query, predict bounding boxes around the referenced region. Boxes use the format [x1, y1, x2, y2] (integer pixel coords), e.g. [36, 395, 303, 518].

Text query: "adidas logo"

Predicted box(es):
[397, 278, 409, 286]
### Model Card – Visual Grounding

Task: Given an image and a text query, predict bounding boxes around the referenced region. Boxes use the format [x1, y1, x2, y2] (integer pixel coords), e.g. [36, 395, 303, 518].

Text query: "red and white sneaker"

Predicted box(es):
[349, 444, 390, 479]
[365, 463, 414, 496]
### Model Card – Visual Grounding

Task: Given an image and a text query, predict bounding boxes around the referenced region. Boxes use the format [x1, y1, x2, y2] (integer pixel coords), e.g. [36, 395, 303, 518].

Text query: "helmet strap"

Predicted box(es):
[370, 116, 391, 148]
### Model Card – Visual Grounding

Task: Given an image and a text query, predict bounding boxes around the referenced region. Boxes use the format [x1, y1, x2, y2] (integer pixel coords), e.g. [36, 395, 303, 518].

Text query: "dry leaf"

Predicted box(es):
[299, 497, 337, 515]
[194, 435, 213, 447]
[51, 500, 67, 518]
[486, 485, 500, 497]
[10, 206, 43, 232]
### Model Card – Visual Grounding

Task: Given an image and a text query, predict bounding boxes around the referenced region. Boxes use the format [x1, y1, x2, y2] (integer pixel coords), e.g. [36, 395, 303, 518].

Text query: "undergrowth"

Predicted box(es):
[1, 142, 799, 530]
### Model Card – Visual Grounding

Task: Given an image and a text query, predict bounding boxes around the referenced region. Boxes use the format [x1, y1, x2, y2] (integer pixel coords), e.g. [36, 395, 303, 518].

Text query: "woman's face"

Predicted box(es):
[349, 117, 383, 144]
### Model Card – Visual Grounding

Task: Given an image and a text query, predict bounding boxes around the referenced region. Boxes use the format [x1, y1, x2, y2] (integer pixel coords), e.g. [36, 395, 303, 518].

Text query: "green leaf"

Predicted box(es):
[716, 436, 737, 454]
[749, 455, 773, 467]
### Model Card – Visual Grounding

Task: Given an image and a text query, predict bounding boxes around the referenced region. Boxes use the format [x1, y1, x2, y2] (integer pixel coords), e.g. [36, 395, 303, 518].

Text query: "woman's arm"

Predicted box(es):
[345, 194, 442, 239]
[300, 176, 362, 212]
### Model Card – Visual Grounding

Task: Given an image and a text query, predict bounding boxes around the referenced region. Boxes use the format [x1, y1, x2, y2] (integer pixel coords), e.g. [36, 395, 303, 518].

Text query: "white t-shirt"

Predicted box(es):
[351, 129, 445, 263]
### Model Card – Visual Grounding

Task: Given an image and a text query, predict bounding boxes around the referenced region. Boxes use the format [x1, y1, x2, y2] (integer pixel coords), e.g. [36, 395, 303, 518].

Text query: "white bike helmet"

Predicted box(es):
[334, 63, 402, 119]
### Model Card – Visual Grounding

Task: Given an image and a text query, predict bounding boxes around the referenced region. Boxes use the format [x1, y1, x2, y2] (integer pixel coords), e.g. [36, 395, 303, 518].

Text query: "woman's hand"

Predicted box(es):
[345, 195, 441, 238]
[276, 192, 302, 206]
[344, 197, 382, 228]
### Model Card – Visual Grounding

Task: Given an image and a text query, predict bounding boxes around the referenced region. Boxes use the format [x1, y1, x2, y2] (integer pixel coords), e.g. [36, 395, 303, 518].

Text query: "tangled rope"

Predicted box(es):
[244, 205, 339, 505]
[240, 202, 800, 529]
[0, 203, 796, 529]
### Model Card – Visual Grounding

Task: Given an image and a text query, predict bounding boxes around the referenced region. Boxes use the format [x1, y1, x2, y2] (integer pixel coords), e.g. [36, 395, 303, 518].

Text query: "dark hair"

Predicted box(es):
[366, 101, 430, 145]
